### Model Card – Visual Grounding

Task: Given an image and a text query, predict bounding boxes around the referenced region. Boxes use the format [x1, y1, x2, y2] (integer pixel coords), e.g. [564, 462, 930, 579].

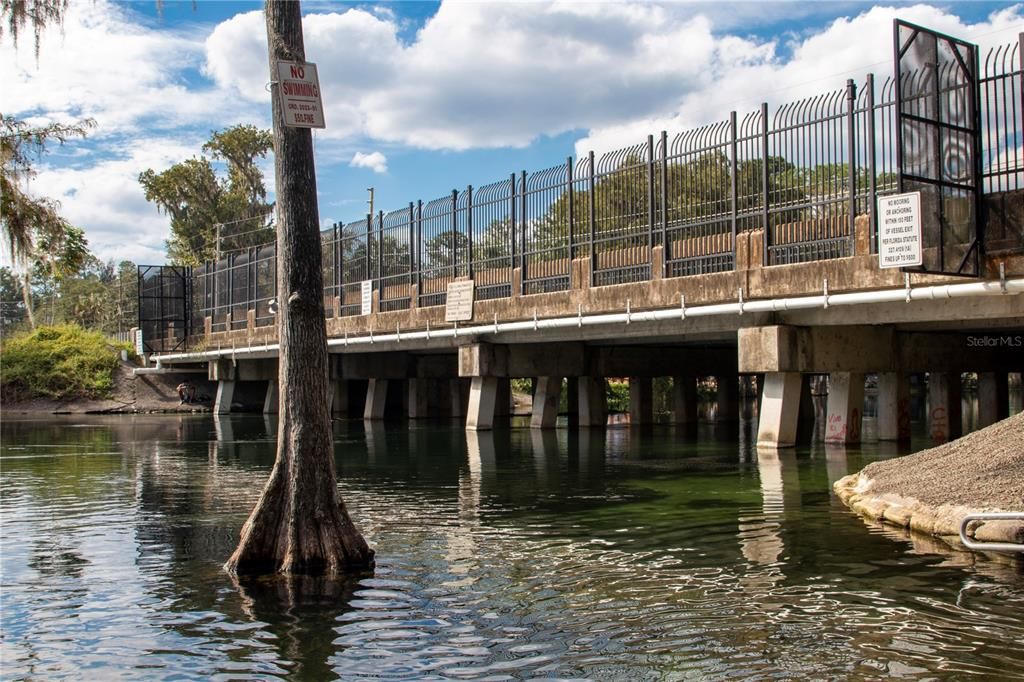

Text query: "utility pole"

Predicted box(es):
[367, 187, 374, 218]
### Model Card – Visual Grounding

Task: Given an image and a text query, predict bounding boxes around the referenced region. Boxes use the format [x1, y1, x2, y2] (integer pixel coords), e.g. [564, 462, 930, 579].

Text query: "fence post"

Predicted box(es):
[365, 213, 371, 290]
[377, 210, 384, 290]
[227, 253, 235, 328]
[508, 174, 516, 274]
[647, 134, 656, 257]
[761, 102, 770, 267]
[334, 223, 342, 298]
[408, 203, 415, 287]
[866, 74, 877, 253]
[660, 130, 669, 270]
[846, 78, 858, 253]
[466, 185, 474, 279]
[416, 200, 423, 302]
[520, 171, 527, 289]
[588, 150, 596, 286]
[249, 246, 256, 317]
[730, 111, 738, 259]
[566, 156, 574, 263]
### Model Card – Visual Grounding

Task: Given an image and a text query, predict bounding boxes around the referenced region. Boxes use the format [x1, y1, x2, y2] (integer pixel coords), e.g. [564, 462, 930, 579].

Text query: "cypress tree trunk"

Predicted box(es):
[225, 0, 373, 576]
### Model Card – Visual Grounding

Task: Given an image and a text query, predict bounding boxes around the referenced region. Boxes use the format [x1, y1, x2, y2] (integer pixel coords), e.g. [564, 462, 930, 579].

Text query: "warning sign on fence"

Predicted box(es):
[878, 192, 922, 269]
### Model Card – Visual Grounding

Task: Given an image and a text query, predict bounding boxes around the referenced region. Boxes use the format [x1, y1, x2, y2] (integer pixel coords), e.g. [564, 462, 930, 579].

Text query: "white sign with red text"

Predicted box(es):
[276, 61, 325, 128]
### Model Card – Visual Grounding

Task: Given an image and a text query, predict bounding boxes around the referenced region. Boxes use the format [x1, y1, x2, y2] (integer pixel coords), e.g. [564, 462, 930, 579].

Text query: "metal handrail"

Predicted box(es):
[959, 512, 1024, 553]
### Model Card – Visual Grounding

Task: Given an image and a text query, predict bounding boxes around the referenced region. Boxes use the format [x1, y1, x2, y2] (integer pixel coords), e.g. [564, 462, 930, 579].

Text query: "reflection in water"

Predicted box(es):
[1, 415, 1022, 680]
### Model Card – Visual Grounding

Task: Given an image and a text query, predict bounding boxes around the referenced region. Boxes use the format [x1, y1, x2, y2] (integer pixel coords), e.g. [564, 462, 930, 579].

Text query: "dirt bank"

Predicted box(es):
[834, 412, 1024, 552]
[2, 360, 215, 415]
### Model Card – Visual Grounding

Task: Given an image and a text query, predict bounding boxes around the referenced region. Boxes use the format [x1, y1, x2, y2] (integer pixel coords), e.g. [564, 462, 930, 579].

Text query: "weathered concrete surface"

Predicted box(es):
[834, 412, 1024, 552]
[756, 372, 802, 447]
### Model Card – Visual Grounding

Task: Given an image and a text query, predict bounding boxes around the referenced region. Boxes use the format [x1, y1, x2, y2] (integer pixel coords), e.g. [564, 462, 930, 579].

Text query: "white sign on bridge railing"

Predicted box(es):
[360, 280, 373, 315]
[878, 192, 922, 268]
[445, 280, 475, 322]
[276, 61, 325, 129]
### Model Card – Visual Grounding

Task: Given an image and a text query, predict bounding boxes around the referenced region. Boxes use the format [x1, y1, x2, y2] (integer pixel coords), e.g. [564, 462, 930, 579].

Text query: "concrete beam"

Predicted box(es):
[341, 353, 414, 380]
[739, 325, 895, 374]
[897, 333, 1024, 373]
[593, 346, 737, 378]
[531, 376, 563, 429]
[236, 359, 277, 381]
[876, 372, 911, 442]
[824, 372, 865, 445]
[209, 359, 236, 382]
[756, 372, 802, 447]
[459, 343, 587, 378]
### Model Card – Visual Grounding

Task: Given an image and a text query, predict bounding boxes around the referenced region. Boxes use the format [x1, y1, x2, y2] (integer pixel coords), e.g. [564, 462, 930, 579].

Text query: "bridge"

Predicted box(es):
[139, 24, 1024, 446]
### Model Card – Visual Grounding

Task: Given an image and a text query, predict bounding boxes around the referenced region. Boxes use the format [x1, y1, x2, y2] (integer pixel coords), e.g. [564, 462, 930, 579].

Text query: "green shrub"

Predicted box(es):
[0, 324, 131, 401]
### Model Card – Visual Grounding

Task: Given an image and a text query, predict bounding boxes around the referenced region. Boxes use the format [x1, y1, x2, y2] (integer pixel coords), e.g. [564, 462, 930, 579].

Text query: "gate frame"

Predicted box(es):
[137, 264, 191, 354]
[893, 19, 984, 277]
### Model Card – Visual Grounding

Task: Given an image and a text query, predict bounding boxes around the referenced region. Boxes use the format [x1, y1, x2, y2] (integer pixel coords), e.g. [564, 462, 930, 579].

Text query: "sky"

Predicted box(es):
[4, 0, 1022, 266]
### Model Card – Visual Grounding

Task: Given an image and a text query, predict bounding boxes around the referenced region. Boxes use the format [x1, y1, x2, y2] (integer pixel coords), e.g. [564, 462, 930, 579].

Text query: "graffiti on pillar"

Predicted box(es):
[930, 407, 948, 443]
[826, 408, 860, 443]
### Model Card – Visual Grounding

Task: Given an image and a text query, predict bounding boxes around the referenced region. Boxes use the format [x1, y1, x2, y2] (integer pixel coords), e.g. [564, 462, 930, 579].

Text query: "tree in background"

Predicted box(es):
[0, 0, 67, 58]
[1, 113, 96, 327]
[139, 125, 274, 266]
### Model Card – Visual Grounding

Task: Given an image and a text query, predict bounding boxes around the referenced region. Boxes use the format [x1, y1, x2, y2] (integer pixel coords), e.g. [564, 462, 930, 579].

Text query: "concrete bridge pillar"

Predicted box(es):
[824, 372, 864, 445]
[578, 376, 607, 427]
[671, 375, 698, 425]
[876, 372, 911, 442]
[756, 372, 802, 448]
[629, 376, 653, 425]
[977, 372, 1009, 428]
[263, 380, 279, 414]
[364, 378, 389, 420]
[795, 375, 819, 443]
[716, 375, 739, 422]
[531, 376, 563, 429]
[928, 372, 962, 443]
[214, 381, 235, 414]
[495, 378, 512, 426]
[407, 378, 429, 419]
[466, 376, 498, 431]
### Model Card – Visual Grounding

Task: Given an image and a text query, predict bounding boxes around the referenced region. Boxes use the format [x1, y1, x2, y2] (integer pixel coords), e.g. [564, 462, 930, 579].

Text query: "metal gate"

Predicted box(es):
[894, 19, 982, 276]
[137, 265, 190, 353]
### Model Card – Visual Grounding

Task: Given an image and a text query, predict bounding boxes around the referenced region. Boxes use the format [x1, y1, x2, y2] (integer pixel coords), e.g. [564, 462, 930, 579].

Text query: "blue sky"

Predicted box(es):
[5, 1, 1022, 265]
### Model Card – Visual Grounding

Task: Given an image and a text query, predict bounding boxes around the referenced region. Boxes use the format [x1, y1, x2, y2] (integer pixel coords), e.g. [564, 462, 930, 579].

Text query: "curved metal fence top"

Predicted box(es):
[984, 39, 1020, 77]
[526, 163, 568, 191]
[382, 205, 413, 228]
[738, 107, 764, 138]
[671, 119, 730, 157]
[597, 142, 648, 173]
[773, 87, 845, 130]
[474, 176, 513, 203]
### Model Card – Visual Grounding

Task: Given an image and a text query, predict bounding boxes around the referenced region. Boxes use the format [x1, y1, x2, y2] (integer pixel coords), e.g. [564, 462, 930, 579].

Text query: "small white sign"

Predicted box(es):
[360, 280, 373, 316]
[878, 192, 923, 268]
[276, 61, 325, 128]
[445, 280, 475, 322]
[135, 328, 144, 355]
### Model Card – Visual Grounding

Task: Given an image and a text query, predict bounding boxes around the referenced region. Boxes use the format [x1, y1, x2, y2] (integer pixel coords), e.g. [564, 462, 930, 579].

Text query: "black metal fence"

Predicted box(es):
[176, 35, 1020, 335]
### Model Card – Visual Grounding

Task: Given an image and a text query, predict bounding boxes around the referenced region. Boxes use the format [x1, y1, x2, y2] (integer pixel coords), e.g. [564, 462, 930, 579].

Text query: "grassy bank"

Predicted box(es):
[0, 325, 132, 402]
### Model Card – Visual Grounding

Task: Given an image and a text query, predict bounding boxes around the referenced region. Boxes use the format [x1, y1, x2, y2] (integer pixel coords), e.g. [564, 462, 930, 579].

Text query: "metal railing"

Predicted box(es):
[959, 512, 1024, 553]
[173, 36, 1021, 335]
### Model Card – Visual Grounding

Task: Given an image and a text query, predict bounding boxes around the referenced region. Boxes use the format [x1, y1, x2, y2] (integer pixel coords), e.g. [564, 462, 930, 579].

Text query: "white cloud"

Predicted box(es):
[349, 151, 388, 174]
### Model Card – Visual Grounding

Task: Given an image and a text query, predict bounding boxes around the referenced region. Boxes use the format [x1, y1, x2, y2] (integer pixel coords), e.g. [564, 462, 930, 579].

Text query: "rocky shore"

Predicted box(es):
[834, 412, 1024, 552]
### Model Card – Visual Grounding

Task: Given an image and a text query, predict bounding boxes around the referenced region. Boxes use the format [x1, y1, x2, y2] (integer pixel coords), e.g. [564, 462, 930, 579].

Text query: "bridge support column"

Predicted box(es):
[531, 376, 562, 429]
[407, 378, 429, 419]
[928, 372, 962, 443]
[331, 380, 351, 416]
[716, 375, 738, 422]
[795, 375, 818, 443]
[364, 379, 388, 421]
[449, 379, 468, 419]
[756, 372, 802, 448]
[877, 372, 911, 442]
[671, 375, 698, 425]
[466, 376, 498, 431]
[495, 378, 511, 426]
[977, 372, 1009, 428]
[629, 376, 653, 425]
[214, 380, 235, 414]
[824, 373, 864, 445]
[263, 380, 278, 415]
[578, 376, 607, 427]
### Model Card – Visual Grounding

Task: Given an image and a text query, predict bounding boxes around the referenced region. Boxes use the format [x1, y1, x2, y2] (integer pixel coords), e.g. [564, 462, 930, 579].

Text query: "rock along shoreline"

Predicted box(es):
[834, 411, 1024, 552]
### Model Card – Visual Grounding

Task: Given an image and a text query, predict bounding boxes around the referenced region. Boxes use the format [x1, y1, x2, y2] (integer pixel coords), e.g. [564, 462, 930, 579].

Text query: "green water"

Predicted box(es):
[1, 414, 1021, 680]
